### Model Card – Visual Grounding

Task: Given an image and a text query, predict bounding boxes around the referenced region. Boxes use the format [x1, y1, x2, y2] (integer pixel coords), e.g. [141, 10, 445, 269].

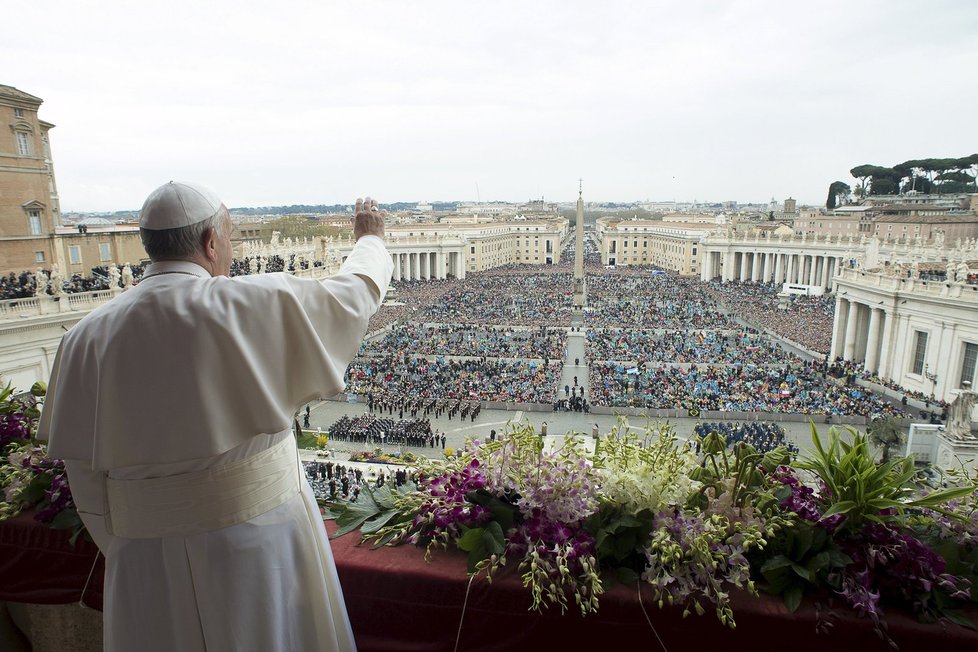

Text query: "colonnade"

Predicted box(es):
[701, 249, 840, 292]
[829, 296, 897, 377]
[389, 250, 464, 282]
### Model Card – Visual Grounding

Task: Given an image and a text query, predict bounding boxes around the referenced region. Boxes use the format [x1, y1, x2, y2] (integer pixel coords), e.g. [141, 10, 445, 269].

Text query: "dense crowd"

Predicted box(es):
[693, 421, 800, 455]
[345, 355, 561, 404]
[325, 414, 442, 448]
[585, 328, 796, 365]
[363, 324, 566, 359]
[705, 281, 834, 354]
[366, 279, 457, 333]
[589, 361, 905, 417]
[304, 461, 417, 502]
[585, 273, 736, 330]
[415, 270, 574, 326]
[367, 391, 482, 422]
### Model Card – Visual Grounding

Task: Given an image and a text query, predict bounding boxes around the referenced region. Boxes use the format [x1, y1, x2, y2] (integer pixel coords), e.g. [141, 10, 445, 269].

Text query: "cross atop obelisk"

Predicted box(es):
[573, 180, 585, 308]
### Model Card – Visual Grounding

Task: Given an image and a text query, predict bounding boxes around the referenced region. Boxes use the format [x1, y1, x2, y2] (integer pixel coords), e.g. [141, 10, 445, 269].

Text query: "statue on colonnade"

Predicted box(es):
[122, 263, 134, 288]
[50, 264, 64, 296]
[946, 391, 978, 440]
[108, 263, 121, 289]
[33, 268, 48, 296]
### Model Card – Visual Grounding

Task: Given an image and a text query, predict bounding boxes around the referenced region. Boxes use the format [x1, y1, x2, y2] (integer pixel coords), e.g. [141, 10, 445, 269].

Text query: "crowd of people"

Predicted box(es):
[588, 360, 906, 417]
[303, 461, 417, 503]
[693, 421, 800, 455]
[705, 281, 834, 354]
[367, 391, 482, 422]
[363, 324, 566, 359]
[324, 414, 444, 448]
[585, 273, 736, 330]
[345, 355, 561, 404]
[415, 270, 574, 326]
[585, 328, 797, 365]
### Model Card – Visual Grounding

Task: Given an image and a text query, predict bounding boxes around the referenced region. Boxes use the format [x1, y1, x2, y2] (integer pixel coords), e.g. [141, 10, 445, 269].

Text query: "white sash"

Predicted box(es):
[105, 435, 301, 538]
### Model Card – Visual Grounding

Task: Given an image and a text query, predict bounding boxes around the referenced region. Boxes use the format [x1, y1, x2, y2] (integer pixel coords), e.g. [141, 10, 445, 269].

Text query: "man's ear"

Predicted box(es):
[202, 226, 219, 262]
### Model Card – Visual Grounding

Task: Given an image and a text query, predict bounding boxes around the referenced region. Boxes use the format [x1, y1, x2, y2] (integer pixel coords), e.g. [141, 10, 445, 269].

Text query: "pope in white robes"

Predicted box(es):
[38, 182, 393, 651]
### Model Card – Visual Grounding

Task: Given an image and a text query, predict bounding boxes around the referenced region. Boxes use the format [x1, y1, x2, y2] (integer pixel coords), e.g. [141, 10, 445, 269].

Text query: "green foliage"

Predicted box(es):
[584, 505, 655, 583]
[325, 482, 418, 543]
[826, 181, 851, 209]
[866, 416, 906, 464]
[798, 425, 975, 532]
[757, 521, 851, 612]
[687, 433, 791, 512]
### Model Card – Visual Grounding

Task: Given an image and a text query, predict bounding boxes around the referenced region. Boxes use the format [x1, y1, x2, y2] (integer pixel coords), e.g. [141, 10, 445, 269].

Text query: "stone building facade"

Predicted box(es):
[595, 217, 711, 274]
[0, 85, 62, 272]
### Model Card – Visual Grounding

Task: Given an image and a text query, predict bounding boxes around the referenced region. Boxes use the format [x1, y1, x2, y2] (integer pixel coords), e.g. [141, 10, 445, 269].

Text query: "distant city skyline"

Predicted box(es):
[8, 1, 978, 212]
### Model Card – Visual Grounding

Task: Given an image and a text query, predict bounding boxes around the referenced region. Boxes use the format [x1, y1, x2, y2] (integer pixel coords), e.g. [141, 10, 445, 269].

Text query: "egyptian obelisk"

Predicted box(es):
[573, 181, 585, 308]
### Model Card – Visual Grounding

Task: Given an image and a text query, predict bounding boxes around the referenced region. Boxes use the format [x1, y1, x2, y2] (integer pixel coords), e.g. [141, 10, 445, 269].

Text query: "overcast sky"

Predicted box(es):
[8, 0, 978, 211]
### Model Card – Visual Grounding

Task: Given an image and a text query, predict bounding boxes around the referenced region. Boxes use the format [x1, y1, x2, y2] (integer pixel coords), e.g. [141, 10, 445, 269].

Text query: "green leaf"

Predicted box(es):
[616, 567, 640, 585]
[49, 508, 82, 531]
[820, 500, 857, 519]
[466, 541, 489, 574]
[482, 521, 506, 556]
[329, 490, 383, 539]
[457, 527, 485, 552]
[789, 525, 814, 558]
[360, 509, 400, 535]
[908, 485, 978, 508]
[942, 610, 977, 631]
[784, 586, 803, 613]
[791, 563, 812, 582]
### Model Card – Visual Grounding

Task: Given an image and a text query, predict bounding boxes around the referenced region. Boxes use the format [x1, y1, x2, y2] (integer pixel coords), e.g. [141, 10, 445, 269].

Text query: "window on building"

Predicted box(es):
[27, 210, 42, 235]
[69, 246, 82, 265]
[15, 132, 31, 156]
[14, 108, 24, 118]
[99, 243, 111, 261]
[911, 331, 928, 375]
[34, 251, 45, 263]
[961, 343, 978, 389]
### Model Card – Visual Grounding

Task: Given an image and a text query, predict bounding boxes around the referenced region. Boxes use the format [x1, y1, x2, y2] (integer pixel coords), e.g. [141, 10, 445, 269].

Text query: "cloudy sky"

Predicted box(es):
[8, 1, 978, 211]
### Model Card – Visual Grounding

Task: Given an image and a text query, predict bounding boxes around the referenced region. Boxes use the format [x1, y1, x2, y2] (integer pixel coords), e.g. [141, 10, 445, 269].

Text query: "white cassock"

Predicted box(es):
[37, 235, 393, 652]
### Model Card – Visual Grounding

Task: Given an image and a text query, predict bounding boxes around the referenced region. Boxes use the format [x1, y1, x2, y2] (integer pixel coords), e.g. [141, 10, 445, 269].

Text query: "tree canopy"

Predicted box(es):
[846, 155, 978, 196]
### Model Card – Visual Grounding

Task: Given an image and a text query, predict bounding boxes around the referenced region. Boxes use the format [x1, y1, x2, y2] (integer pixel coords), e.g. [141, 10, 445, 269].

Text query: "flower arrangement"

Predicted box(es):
[326, 419, 978, 645]
[348, 449, 418, 465]
[0, 382, 85, 544]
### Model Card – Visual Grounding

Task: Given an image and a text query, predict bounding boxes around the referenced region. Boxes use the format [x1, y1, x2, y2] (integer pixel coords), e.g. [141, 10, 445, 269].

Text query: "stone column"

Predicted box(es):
[436, 252, 445, 279]
[865, 308, 882, 372]
[830, 297, 846, 360]
[739, 252, 748, 281]
[878, 311, 895, 379]
[392, 253, 401, 282]
[807, 256, 817, 286]
[786, 255, 795, 284]
[821, 256, 830, 291]
[843, 299, 860, 360]
[774, 254, 783, 285]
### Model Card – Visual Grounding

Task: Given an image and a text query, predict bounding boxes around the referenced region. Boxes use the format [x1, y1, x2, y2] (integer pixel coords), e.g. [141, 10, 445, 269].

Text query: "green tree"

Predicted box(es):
[866, 416, 906, 464]
[825, 181, 851, 209]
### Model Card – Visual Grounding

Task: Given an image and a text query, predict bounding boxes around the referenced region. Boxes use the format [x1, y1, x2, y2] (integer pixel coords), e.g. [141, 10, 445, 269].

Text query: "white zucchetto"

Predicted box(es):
[139, 181, 225, 230]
